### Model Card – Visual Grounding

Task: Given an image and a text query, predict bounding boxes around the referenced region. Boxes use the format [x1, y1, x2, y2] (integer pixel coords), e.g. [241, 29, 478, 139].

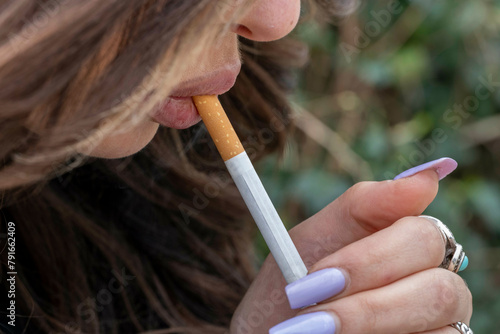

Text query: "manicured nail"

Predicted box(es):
[269, 312, 336, 334]
[393, 157, 458, 181]
[285, 268, 345, 309]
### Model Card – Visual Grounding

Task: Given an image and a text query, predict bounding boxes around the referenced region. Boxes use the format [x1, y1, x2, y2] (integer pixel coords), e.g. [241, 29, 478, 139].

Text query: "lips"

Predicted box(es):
[151, 63, 241, 129]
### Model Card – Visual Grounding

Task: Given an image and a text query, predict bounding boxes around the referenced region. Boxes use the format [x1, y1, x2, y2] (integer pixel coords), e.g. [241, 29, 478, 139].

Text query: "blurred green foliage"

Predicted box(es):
[256, 0, 500, 331]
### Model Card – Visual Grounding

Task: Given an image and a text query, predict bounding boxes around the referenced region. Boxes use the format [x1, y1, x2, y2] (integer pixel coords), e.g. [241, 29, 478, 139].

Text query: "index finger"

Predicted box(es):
[290, 166, 447, 266]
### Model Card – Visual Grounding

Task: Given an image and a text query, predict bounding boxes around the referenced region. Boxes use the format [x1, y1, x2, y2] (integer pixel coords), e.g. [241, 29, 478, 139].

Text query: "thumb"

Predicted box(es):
[290, 158, 457, 266]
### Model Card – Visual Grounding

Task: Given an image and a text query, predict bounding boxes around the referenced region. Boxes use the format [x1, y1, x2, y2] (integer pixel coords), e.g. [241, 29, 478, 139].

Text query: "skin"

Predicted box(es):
[89, 0, 300, 158]
[86, 0, 473, 332]
[230, 171, 473, 333]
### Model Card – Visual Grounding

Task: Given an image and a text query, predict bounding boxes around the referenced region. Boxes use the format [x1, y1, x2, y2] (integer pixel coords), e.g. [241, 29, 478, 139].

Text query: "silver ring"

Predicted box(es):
[419, 215, 467, 273]
[450, 321, 474, 334]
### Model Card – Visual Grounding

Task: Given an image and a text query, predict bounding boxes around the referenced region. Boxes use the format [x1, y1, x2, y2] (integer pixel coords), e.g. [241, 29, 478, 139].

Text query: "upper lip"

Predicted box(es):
[169, 62, 241, 98]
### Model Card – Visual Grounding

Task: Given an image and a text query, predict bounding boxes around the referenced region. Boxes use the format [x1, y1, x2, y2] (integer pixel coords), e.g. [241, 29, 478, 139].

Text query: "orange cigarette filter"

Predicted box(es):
[192, 95, 244, 161]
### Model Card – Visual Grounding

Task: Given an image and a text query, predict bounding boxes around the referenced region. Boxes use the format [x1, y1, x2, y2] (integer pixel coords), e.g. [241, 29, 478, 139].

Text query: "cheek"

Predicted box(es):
[87, 120, 159, 158]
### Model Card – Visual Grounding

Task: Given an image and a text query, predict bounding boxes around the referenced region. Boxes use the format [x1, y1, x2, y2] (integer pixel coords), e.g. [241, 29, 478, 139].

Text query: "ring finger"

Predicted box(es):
[273, 269, 472, 334]
[286, 216, 448, 309]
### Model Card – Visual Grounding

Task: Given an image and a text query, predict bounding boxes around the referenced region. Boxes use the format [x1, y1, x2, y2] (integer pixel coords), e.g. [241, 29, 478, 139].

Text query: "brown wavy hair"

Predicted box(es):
[0, 0, 352, 333]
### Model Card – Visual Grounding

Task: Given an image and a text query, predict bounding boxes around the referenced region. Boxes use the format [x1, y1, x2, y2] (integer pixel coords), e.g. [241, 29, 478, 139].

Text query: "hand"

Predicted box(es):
[230, 169, 473, 333]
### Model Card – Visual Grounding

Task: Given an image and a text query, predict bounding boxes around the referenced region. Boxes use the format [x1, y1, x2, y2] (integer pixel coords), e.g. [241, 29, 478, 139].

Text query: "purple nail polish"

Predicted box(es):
[285, 268, 345, 310]
[393, 157, 458, 181]
[269, 312, 336, 334]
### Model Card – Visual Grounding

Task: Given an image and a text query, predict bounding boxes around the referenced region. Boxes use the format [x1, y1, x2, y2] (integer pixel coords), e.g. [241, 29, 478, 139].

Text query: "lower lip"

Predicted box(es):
[151, 97, 202, 129]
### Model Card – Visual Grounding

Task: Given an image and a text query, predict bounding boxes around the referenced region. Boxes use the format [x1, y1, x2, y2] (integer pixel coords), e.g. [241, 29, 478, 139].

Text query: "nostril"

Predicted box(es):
[233, 24, 252, 38]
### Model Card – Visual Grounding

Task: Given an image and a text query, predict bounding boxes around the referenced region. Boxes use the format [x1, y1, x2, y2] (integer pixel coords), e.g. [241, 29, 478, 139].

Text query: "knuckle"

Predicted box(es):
[461, 279, 473, 311]
[417, 217, 446, 264]
[348, 181, 371, 195]
[356, 294, 379, 329]
[428, 270, 470, 320]
[343, 181, 378, 230]
[341, 181, 373, 207]
[342, 182, 367, 212]
[397, 217, 445, 265]
[466, 287, 474, 319]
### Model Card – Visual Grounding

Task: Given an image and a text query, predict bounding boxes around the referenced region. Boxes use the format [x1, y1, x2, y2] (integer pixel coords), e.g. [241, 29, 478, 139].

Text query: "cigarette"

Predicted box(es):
[193, 95, 308, 284]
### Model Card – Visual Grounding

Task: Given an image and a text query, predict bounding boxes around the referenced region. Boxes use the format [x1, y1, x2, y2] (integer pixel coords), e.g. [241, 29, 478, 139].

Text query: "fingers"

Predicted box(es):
[301, 269, 472, 334]
[290, 170, 440, 265]
[295, 216, 446, 305]
[285, 216, 445, 309]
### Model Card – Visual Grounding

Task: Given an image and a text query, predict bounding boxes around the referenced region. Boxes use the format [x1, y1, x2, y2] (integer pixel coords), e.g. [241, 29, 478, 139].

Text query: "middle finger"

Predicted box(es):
[286, 216, 446, 309]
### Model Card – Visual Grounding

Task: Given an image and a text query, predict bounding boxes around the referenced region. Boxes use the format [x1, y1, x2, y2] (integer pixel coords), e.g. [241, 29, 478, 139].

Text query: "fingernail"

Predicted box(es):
[393, 157, 458, 181]
[285, 268, 345, 309]
[269, 312, 337, 334]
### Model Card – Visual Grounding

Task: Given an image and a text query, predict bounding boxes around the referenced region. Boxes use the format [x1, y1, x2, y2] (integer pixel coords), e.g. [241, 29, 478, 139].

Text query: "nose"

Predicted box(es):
[232, 0, 301, 42]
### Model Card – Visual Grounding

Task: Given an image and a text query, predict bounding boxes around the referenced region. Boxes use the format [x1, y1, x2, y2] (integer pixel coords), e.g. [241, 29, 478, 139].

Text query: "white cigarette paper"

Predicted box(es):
[225, 151, 308, 283]
[193, 95, 308, 284]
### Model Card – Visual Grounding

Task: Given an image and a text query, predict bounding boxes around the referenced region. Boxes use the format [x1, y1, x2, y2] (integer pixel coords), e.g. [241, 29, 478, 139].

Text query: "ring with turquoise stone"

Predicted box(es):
[419, 215, 468, 273]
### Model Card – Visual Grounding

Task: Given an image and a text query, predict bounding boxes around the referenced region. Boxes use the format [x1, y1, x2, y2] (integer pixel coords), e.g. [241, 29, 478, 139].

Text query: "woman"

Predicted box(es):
[0, 0, 473, 333]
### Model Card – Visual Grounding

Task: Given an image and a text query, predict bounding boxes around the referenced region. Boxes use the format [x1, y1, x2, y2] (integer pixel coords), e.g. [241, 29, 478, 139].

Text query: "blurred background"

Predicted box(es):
[256, 0, 500, 331]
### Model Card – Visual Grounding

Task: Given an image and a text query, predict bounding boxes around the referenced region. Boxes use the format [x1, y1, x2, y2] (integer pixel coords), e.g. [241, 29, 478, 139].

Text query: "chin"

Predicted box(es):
[86, 121, 160, 159]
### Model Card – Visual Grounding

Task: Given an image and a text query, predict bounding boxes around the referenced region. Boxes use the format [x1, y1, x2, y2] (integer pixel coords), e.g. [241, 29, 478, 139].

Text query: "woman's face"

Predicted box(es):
[90, 0, 301, 158]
